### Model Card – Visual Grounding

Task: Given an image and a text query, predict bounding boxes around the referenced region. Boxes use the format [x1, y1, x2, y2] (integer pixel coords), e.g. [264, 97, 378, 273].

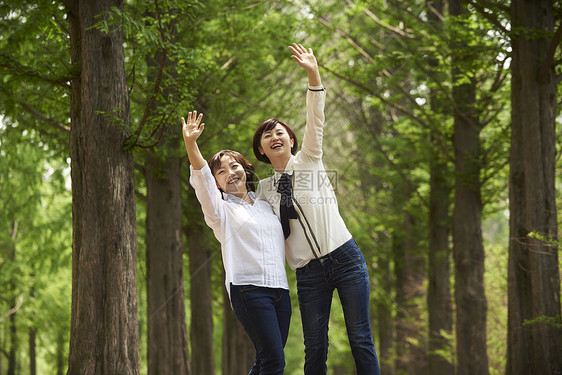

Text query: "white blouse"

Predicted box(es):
[256, 86, 353, 270]
[190, 163, 289, 300]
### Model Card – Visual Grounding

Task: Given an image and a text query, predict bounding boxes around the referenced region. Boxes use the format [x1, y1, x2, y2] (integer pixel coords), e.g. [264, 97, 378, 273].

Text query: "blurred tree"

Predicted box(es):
[449, 0, 489, 373]
[425, 3, 454, 375]
[507, 0, 562, 374]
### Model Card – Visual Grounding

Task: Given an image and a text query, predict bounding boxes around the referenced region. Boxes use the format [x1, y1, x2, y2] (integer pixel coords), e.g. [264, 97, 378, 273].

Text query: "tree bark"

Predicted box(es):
[144, 23, 191, 373]
[8, 221, 18, 375]
[450, 1, 489, 373]
[375, 255, 394, 375]
[146, 153, 190, 375]
[186, 220, 215, 375]
[427, 150, 453, 375]
[449, 0, 488, 375]
[427, 2, 454, 370]
[394, 212, 427, 375]
[29, 286, 36, 375]
[57, 330, 65, 375]
[8, 310, 16, 375]
[29, 327, 36, 375]
[222, 287, 254, 375]
[66, 1, 139, 373]
[507, 0, 561, 374]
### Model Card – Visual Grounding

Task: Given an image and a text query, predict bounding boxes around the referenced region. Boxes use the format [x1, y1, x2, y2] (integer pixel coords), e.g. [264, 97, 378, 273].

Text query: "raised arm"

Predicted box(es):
[183, 111, 223, 227]
[289, 44, 326, 159]
[182, 110, 206, 170]
[289, 43, 322, 87]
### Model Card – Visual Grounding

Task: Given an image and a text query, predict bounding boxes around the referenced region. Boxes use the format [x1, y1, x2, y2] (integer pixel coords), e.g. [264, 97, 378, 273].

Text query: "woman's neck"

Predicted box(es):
[231, 190, 253, 205]
[270, 154, 291, 173]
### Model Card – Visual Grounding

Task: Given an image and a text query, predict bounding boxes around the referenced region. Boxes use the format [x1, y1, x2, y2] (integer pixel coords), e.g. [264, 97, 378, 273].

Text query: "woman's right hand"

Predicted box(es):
[289, 43, 322, 87]
[182, 110, 205, 144]
[289, 43, 319, 73]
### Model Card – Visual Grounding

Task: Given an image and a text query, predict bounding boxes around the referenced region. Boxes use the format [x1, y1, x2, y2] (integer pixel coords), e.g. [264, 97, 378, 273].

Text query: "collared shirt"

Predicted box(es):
[257, 86, 352, 270]
[190, 163, 289, 300]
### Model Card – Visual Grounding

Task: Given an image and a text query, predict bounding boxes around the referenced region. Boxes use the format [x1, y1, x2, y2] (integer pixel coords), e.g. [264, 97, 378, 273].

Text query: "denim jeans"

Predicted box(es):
[296, 239, 380, 375]
[230, 284, 291, 375]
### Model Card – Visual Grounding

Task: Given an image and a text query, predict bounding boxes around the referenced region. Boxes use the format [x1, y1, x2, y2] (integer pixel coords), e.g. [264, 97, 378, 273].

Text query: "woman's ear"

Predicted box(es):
[258, 145, 265, 155]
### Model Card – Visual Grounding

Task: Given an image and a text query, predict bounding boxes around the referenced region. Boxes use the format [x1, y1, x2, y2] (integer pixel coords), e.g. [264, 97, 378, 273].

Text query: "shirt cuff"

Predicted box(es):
[190, 162, 210, 176]
[308, 84, 325, 91]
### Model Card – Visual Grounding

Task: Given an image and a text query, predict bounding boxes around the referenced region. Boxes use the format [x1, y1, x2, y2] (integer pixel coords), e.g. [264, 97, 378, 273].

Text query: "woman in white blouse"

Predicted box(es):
[182, 110, 290, 375]
[252, 44, 380, 375]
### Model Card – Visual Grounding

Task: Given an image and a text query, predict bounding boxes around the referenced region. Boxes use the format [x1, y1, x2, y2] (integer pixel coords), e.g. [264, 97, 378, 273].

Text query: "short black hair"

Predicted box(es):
[252, 118, 298, 164]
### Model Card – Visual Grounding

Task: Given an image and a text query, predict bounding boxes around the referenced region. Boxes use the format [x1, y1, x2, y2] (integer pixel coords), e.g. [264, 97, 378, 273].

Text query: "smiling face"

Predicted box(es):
[212, 155, 248, 197]
[258, 123, 295, 162]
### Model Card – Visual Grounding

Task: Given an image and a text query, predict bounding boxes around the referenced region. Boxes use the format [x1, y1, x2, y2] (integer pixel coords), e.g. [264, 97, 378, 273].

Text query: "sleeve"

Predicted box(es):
[300, 85, 326, 159]
[189, 163, 223, 227]
[256, 180, 266, 200]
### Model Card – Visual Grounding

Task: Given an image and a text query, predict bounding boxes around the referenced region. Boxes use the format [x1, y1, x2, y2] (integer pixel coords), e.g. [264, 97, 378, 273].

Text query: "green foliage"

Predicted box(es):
[0, 119, 72, 374]
[528, 231, 562, 248]
[483, 214, 509, 375]
[0, 1, 71, 155]
[522, 314, 562, 329]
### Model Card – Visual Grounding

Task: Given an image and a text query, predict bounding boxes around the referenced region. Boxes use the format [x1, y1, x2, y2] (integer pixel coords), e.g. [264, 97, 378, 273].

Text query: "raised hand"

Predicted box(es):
[289, 43, 319, 73]
[289, 43, 322, 86]
[182, 110, 205, 144]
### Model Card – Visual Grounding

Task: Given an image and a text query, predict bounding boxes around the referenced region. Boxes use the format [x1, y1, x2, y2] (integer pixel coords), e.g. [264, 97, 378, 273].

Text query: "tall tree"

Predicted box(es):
[64, 0, 140, 373]
[450, 0, 489, 374]
[29, 285, 36, 375]
[507, 0, 562, 373]
[427, 0, 454, 374]
[222, 288, 254, 375]
[7, 222, 18, 375]
[145, 149, 190, 375]
[375, 254, 394, 375]
[393, 189, 427, 375]
[140, 6, 191, 372]
[427, 2, 454, 373]
[186, 220, 215, 375]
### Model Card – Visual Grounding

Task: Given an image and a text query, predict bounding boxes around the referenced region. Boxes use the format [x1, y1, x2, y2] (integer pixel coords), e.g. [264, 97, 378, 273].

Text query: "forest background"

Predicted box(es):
[0, 0, 561, 374]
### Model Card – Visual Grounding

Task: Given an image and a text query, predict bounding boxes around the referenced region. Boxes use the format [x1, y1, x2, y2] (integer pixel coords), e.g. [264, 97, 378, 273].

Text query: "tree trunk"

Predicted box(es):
[66, 1, 139, 373]
[29, 327, 36, 375]
[8, 311, 16, 375]
[186, 221, 215, 375]
[8, 221, 17, 375]
[450, 1, 488, 374]
[146, 153, 190, 375]
[29, 286, 36, 375]
[375, 255, 394, 375]
[507, 0, 561, 374]
[394, 201, 427, 375]
[427, 150, 453, 375]
[57, 330, 65, 375]
[222, 287, 254, 375]
[144, 28, 190, 373]
[427, 2, 454, 370]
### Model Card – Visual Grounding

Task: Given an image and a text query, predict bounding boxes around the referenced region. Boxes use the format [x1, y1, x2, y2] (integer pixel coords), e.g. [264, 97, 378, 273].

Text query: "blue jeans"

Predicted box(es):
[230, 284, 291, 375]
[296, 239, 380, 375]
